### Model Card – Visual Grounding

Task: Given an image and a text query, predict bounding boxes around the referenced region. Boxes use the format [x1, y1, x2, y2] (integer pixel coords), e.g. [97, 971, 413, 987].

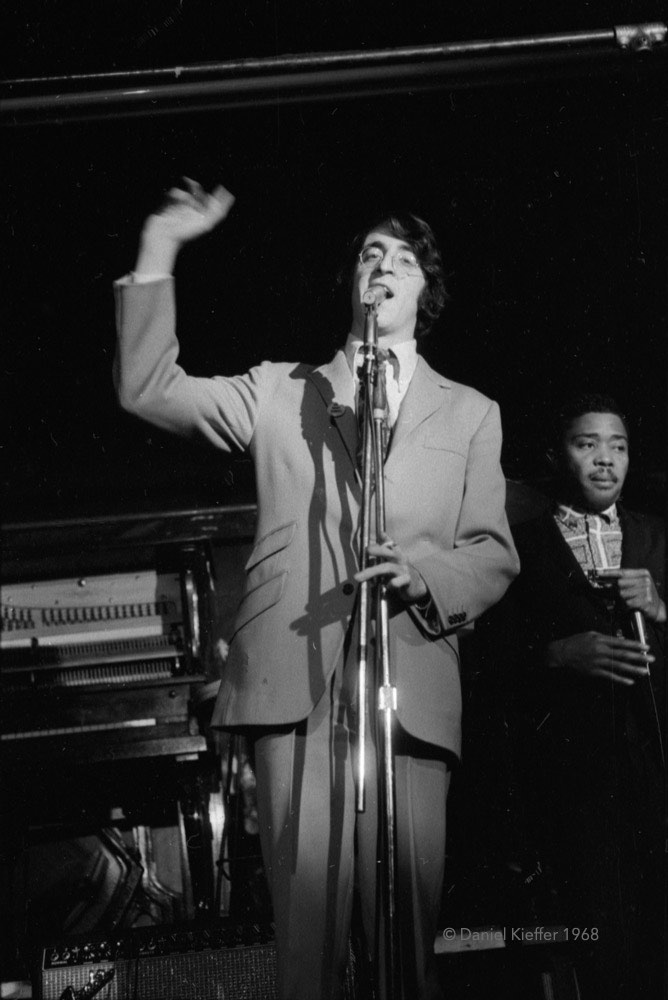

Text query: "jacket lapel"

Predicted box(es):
[386, 356, 450, 461]
[545, 512, 589, 582]
[307, 352, 453, 474]
[545, 509, 618, 613]
[307, 351, 358, 470]
[619, 505, 648, 569]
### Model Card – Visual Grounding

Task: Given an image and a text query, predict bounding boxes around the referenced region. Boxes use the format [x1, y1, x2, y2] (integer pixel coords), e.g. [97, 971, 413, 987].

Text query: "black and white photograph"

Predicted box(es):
[1, 4, 666, 999]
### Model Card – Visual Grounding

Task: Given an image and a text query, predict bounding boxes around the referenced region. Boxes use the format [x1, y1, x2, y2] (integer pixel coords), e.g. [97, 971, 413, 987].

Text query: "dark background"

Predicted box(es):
[0, 8, 666, 994]
[2, 2, 667, 524]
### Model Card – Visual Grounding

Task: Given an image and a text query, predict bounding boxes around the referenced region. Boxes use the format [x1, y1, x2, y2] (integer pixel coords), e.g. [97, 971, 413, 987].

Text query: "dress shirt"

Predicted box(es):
[344, 337, 434, 616]
[345, 338, 418, 428]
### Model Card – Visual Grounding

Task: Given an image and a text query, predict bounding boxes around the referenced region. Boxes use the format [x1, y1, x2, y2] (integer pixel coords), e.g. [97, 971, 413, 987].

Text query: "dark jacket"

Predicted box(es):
[498, 504, 665, 768]
[474, 504, 665, 999]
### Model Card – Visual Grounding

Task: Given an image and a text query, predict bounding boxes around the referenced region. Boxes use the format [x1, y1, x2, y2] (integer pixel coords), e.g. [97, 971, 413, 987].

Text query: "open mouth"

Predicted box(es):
[369, 282, 393, 298]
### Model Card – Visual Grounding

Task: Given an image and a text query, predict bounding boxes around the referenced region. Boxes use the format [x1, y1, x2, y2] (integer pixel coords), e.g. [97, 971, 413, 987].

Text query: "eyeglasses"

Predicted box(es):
[358, 245, 422, 277]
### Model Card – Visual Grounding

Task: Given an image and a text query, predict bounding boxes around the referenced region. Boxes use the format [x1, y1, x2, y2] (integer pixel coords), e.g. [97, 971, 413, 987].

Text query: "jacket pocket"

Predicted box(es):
[232, 571, 288, 637]
[245, 521, 297, 572]
[422, 434, 468, 457]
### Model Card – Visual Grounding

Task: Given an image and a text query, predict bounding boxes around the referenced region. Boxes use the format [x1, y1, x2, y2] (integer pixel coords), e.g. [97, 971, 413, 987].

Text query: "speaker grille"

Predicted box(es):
[40, 922, 358, 1000]
[42, 944, 278, 1000]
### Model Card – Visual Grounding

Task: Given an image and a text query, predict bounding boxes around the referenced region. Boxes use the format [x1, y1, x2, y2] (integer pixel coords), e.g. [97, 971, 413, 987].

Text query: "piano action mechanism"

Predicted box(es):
[2, 568, 206, 763]
[1, 505, 255, 765]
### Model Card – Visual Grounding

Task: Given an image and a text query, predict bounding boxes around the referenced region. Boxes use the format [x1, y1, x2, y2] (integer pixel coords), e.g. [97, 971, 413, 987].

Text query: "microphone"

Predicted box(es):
[630, 609, 653, 677]
[630, 609, 648, 646]
[362, 285, 388, 307]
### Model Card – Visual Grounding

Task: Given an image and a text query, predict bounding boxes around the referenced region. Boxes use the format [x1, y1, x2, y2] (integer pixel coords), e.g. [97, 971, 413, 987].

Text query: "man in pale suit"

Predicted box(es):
[114, 179, 519, 999]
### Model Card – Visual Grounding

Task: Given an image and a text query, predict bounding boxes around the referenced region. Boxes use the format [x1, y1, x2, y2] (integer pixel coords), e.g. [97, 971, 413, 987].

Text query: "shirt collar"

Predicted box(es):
[343, 336, 418, 382]
[555, 502, 619, 527]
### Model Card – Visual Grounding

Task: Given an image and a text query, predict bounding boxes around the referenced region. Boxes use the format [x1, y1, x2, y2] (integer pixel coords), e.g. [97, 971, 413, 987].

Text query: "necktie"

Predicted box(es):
[381, 349, 401, 428]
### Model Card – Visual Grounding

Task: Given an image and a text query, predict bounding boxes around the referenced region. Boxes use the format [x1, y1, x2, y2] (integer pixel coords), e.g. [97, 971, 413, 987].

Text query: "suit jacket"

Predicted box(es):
[476, 507, 666, 999]
[114, 278, 519, 755]
[489, 505, 665, 767]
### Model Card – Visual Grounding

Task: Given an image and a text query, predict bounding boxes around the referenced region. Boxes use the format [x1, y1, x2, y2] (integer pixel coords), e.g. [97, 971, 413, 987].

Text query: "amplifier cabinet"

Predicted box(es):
[41, 947, 277, 1000]
[39, 922, 359, 1000]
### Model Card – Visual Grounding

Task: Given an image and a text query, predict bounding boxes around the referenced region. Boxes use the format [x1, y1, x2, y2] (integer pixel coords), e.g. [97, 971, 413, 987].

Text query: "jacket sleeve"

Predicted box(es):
[113, 278, 267, 452]
[413, 399, 520, 633]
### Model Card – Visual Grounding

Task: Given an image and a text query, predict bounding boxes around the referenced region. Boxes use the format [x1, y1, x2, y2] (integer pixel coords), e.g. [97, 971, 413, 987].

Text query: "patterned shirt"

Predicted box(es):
[554, 503, 622, 603]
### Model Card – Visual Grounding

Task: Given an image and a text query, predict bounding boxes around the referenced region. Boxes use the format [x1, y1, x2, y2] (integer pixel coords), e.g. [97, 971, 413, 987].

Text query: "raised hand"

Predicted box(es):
[135, 178, 235, 275]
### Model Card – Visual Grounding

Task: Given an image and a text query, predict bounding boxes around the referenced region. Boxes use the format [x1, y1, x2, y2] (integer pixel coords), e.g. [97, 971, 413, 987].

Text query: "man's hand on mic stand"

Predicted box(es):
[545, 567, 665, 685]
[135, 177, 235, 277]
[597, 568, 666, 623]
[354, 531, 429, 606]
[545, 631, 653, 685]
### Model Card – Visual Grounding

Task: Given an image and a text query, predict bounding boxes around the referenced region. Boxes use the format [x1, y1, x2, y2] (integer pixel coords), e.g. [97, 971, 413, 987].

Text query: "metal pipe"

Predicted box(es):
[2, 23, 665, 125]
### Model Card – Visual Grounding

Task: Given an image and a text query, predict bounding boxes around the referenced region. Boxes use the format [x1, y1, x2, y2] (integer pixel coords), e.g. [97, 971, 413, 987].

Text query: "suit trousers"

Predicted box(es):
[253, 644, 450, 1000]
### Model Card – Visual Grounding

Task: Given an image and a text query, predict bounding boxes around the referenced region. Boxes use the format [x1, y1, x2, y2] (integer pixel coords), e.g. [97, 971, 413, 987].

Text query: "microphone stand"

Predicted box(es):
[355, 290, 400, 999]
[629, 608, 665, 766]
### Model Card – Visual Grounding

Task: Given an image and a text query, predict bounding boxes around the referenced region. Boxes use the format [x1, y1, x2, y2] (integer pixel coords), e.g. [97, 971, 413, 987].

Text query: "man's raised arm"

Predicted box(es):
[112, 180, 266, 452]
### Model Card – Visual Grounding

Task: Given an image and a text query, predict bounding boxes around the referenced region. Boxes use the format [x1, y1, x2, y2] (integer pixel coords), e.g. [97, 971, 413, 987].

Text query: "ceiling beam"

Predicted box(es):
[2, 23, 666, 125]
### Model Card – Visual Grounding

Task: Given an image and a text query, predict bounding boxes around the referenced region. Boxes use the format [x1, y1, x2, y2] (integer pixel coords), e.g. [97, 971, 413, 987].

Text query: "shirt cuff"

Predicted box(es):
[413, 593, 441, 633]
[132, 271, 172, 283]
[115, 272, 173, 286]
[414, 593, 433, 613]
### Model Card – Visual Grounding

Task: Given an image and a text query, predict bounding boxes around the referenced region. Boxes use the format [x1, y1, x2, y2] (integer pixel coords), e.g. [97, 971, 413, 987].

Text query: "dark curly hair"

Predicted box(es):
[337, 212, 449, 338]
[551, 393, 629, 450]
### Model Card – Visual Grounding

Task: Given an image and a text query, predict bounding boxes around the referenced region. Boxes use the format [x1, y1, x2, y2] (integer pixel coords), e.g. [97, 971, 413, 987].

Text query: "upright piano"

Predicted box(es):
[1, 505, 255, 767]
[0, 506, 257, 983]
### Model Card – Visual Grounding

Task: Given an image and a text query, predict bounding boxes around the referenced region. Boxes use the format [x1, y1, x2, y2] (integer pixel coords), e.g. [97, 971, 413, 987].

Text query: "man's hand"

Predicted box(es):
[135, 178, 235, 276]
[596, 568, 666, 623]
[546, 630, 654, 686]
[354, 532, 429, 606]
